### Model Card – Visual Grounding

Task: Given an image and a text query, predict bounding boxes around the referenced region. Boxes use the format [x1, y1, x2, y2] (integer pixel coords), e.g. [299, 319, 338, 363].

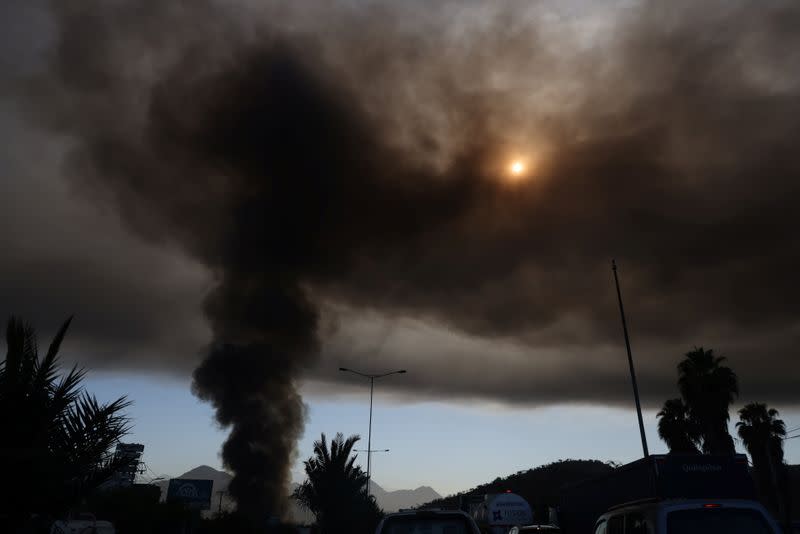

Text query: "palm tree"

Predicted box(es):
[0, 316, 132, 527]
[677, 347, 738, 454]
[293, 433, 382, 533]
[657, 398, 700, 454]
[737, 403, 788, 520]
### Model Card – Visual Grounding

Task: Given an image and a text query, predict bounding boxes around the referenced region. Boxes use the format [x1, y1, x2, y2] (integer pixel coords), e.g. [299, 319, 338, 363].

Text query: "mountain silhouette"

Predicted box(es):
[154, 465, 440, 520]
[370, 481, 441, 511]
[152, 462, 799, 523]
[423, 459, 617, 517]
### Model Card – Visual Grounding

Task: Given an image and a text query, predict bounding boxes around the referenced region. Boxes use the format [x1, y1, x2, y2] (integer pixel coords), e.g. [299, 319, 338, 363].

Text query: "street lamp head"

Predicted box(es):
[339, 367, 349, 372]
[398, 370, 407, 374]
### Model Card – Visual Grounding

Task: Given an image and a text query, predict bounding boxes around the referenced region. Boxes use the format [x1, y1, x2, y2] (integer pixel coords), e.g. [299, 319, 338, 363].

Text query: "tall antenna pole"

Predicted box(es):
[612, 259, 649, 458]
[367, 376, 374, 496]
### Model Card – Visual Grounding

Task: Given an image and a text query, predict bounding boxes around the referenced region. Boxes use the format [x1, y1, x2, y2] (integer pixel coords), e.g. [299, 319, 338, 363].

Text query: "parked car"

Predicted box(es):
[593, 498, 781, 534]
[50, 513, 115, 534]
[376, 509, 481, 534]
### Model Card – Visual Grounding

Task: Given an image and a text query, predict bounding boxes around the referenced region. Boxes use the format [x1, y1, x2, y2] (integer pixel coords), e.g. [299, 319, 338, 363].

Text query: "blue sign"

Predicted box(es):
[167, 479, 214, 510]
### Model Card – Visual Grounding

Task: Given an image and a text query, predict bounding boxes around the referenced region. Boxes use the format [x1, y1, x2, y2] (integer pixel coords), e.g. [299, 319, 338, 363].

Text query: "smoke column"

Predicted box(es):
[36, 1, 489, 518]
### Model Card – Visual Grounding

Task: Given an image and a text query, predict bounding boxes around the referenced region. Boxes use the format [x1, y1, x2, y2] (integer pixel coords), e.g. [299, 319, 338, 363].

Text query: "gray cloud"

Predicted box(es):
[0, 100, 210, 372]
[0, 0, 798, 452]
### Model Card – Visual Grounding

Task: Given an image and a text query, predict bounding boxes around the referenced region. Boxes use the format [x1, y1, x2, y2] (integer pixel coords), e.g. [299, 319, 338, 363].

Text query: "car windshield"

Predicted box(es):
[667, 508, 775, 534]
[381, 515, 473, 534]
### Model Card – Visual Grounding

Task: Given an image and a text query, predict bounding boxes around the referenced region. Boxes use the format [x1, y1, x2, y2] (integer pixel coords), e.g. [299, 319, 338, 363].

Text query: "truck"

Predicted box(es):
[471, 492, 534, 534]
[558, 454, 779, 534]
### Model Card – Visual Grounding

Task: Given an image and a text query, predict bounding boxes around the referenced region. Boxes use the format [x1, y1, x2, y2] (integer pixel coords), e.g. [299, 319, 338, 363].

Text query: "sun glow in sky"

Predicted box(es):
[505, 158, 532, 183]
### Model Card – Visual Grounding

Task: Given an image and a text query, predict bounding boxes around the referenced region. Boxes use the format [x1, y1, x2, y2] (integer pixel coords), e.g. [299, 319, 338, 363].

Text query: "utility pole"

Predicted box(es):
[765, 443, 786, 527]
[612, 259, 649, 458]
[368, 376, 374, 494]
[216, 490, 225, 515]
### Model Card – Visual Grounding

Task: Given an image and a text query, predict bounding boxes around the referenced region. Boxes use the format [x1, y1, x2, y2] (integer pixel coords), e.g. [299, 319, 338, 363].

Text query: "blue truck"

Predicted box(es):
[559, 454, 780, 534]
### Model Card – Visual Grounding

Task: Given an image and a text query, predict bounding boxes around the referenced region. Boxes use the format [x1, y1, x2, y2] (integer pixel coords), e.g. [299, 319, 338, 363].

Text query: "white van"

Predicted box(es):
[593, 498, 781, 534]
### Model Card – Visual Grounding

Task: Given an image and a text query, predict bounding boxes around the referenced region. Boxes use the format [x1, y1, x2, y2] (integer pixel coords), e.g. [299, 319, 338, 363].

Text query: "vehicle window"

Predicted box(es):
[608, 515, 624, 534]
[667, 508, 775, 534]
[625, 513, 648, 534]
[594, 520, 607, 534]
[381, 517, 473, 534]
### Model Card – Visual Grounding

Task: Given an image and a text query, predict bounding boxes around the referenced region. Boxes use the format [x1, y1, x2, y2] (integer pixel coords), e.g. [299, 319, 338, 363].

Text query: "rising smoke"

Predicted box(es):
[33, 0, 494, 518]
[20, 0, 800, 519]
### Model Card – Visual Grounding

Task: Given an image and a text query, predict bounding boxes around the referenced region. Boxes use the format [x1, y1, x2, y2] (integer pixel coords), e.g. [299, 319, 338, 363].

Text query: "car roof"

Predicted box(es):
[601, 498, 769, 517]
[385, 509, 471, 518]
[378, 509, 481, 534]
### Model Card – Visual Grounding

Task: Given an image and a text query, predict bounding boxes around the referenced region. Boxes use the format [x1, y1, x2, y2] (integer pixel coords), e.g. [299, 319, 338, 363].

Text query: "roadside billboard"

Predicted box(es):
[167, 479, 214, 510]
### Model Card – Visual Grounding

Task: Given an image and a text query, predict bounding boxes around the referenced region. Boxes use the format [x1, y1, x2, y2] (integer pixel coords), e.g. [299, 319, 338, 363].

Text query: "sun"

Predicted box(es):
[500, 147, 547, 184]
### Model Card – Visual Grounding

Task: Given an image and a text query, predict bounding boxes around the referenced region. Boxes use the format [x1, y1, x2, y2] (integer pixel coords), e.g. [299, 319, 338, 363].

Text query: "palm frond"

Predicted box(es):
[1, 316, 132, 517]
[34, 316, 74, 393]
[315, 432, 331, 466]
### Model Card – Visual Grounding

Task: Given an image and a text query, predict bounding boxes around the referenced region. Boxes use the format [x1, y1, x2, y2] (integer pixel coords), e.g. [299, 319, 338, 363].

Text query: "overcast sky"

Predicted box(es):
[3, 0, 800, 497]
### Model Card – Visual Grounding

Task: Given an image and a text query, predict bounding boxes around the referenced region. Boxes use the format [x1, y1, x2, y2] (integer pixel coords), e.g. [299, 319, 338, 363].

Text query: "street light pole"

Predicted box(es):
[339, 367, 406, 496]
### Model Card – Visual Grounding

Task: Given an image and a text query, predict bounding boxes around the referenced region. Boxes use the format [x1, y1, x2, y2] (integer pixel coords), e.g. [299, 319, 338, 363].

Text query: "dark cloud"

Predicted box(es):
[0, 98, 210, 372]
[4, 0, 800, 517]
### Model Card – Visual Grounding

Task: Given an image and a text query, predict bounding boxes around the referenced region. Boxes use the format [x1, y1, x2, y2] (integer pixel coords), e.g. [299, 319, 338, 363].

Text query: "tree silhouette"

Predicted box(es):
[0, 316, 131, 529]
[737, 402, 789, 522]
[677, 347, 738, 454]
[657, 398, 700, 454]
[293, 432, 382, 534]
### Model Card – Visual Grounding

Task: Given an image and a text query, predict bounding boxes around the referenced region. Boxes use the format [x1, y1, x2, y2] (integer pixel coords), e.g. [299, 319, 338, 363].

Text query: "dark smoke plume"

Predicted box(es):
[33, 0, 492, 518]
[21, 0, 800, 518]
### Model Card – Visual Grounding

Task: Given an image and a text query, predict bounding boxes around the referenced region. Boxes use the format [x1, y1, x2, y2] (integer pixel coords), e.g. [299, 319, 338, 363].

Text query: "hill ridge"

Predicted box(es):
[156, 465, 441, 515]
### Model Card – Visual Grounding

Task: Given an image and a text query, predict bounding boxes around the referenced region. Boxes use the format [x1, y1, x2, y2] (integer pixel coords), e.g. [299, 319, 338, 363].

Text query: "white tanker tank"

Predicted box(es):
[471, 492, 533, 534]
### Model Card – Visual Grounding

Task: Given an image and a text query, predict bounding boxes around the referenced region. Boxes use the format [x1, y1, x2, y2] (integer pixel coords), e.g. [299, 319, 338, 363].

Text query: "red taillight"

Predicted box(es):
[703, 504, 721, 508]
[505, 490, 512, 493]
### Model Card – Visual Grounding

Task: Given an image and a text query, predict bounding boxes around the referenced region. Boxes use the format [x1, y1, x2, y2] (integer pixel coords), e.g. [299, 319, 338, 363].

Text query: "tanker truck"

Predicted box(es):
[471, 492, 534, 534]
